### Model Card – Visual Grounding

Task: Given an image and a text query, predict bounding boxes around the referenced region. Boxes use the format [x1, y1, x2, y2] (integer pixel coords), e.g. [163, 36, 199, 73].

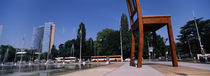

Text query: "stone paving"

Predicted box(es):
[105, 63, 165, 76]
[59, 63, 124, 76]
[59, 62, 210, 76]
[148, 62, 210, 76]
[150, 64, 210, 76]
[59, 62, 165, 76]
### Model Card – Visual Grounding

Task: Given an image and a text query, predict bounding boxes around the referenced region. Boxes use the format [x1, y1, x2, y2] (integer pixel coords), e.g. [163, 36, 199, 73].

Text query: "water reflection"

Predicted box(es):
[0, 63, 102, 76]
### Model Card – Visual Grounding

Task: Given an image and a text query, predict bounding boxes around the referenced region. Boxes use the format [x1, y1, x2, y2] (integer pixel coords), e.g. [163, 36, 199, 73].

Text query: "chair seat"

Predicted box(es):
[131, 15, 171, 32]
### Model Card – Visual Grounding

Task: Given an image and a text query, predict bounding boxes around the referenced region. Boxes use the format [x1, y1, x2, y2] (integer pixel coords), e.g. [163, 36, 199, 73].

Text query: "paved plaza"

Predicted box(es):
[60, 61, 210, 76]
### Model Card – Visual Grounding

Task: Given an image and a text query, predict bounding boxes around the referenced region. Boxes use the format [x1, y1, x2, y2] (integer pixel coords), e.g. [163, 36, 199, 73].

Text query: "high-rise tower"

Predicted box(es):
[31, 22, 55, 53]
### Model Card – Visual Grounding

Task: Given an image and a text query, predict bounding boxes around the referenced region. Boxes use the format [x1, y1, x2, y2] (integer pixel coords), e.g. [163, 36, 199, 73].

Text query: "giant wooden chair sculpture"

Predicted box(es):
[126, 0, 178, 68]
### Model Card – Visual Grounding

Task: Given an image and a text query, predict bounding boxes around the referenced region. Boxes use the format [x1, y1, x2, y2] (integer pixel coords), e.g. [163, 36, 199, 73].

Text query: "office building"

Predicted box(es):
[31, 22, 55, 53]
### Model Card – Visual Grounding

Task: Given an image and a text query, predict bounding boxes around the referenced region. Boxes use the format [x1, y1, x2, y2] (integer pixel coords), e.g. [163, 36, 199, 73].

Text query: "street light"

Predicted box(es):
[99, 38, 103, 52]
[193, 11, 205, 55]
[147, 40, 150, 61]
[187, 38, 193, 59]
[120, 25, 123, 62]
[79, 26, 82, 63]
[71, 44, 75, 57]
[99, 38, 103, 62]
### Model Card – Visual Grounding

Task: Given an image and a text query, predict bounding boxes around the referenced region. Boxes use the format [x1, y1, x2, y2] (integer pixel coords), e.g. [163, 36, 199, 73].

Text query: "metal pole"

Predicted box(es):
[120, 25, 123, 62]
[193, 11, 205, 55]
[72, 44, 74, 57]
[187, 39, 193, 59]
[147, 40, 150, 61]
[94, 46, 96, 56]
[32, 48, 35, 61]
[79, 26, 82, 63]
[20, 37, 25, 64]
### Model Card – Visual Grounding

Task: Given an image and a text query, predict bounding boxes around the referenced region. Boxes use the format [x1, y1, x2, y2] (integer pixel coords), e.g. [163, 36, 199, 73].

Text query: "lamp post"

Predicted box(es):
[187, 38, 193, 59]
[193, 11, 205, 55]
[71, 44, 74, 57]
[147, 40, 150, 61]
[165, 51, 168, 61]
[99, 38, 103, 62]
[79, 26, 82, 63]
[120, 25, 123, 62]
[99, 38, 103, 52]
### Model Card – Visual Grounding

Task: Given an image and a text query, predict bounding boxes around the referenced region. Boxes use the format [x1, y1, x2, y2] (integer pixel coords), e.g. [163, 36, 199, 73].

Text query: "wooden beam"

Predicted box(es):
[126, 0, 136, 66]
[131, 9, 137, 18]
[143, 15, 171, 18]
[142, 17, 169, 24]
[167, 17, 178, 67]
[131, 16, 170, 27]
[130, 0, 137, 18]
[126, 0, 133, 15]
[130, 30, 135, 66]
[126, 0, 178, 68]
[132, 0, 136, 9]
[135, 0, 144, 68]
[131, 19, 167, 31]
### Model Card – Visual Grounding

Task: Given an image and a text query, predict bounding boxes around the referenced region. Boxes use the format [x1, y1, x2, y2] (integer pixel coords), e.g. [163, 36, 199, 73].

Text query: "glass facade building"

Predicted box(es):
[31, 22, 55, 53]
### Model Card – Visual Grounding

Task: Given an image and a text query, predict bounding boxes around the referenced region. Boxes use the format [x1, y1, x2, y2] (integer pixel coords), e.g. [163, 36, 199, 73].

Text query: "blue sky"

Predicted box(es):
[0, 0, 210, 49]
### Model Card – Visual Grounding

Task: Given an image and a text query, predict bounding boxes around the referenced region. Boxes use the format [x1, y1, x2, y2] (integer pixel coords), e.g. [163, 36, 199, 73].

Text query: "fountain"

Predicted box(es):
[13, 49, 17, 65]
[46, 51, 50, 65]
[71, 44, 75, 57]
[2, 48, 9, 65]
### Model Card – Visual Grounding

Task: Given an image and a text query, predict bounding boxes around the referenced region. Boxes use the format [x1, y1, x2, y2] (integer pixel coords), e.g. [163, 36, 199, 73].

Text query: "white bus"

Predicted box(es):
[56, 57, 77, 63]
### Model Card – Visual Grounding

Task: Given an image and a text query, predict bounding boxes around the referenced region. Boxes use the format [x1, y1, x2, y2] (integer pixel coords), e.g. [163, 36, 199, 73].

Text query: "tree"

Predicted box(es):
[0, 45, 16, 62]
[58, 44, 66, 59]
[64, 39, 75, 57]
[85, 38, 94, 57]
[95, 28, 120, 55]
[75, 22, 86, 58]
[120, 14, 167, 59]
[120, 14, 129, 33]
[153, 35, 168, 58]
[129, 31, 168, 59]
[51, 45, 58, 59]
[120, 14, 130, 59]
[57, 39, 77, 59]
[177, 18, 210, 57]
[40, 52, 48, 60]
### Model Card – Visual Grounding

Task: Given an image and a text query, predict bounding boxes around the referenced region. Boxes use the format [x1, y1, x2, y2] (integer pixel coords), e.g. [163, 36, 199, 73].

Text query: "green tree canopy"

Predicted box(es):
[51, 45, 58, 59]
[0, 45, 16, 62]
[58, 44, 66, 59]
[96, 28, 120, 56]
[75, 22, 86, 58]
[177, 18, 210, 57]
[85, 38, 94, 57]
[64, 39, 76, 57]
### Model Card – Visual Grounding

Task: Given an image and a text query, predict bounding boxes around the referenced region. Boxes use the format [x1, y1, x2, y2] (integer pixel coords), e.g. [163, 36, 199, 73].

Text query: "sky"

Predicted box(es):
[0, 0, 210, 49]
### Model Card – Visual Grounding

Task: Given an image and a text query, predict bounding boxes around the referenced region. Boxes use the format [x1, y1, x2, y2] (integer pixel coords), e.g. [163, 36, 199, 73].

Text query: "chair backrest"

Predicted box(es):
[126, 0, 143, 28]
[126, 0, 137, 18]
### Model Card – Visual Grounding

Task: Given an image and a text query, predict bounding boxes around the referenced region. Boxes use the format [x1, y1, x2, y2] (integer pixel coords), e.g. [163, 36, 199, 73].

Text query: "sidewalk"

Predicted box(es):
[149, 61, 210, 70]
[147, 61, 210, 76]
[59, 62, 165, 76]
[105, 63, 165, 76]
[59, 63, 124, 76]
[59, 61, 210, 76]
